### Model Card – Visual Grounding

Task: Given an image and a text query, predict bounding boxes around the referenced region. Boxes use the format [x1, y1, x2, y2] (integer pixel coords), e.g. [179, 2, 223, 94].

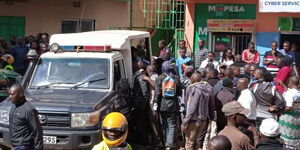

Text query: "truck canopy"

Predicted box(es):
[49, 30, 150, 49]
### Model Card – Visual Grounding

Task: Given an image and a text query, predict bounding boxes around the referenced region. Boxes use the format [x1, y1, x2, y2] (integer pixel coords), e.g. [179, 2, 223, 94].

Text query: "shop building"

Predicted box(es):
[182, 0, 300, 62]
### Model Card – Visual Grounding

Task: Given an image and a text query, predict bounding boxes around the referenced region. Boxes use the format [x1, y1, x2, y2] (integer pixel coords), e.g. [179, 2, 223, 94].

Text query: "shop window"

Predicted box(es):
[61, 19, 95, 33]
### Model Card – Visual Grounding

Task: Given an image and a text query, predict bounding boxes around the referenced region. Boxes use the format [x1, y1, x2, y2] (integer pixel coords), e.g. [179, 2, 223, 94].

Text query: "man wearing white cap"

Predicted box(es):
[256, 118, 283, 150]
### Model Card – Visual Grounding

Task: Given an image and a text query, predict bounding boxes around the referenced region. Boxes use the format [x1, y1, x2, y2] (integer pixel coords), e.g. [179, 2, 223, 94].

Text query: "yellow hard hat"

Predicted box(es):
[101, 112, 128, 147]
[1, 54, 14, 65]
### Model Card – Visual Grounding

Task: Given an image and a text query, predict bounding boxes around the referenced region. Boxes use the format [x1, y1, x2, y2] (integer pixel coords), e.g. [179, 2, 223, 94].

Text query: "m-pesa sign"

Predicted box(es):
[208, 5, 245, 12]
[207, 19, 255, 33]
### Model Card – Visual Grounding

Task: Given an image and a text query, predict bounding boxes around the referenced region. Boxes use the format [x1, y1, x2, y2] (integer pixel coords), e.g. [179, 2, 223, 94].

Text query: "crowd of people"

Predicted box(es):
[129, 39, 300, 150]
[0, 33, 50, 75]
[2, 32, 300, 150]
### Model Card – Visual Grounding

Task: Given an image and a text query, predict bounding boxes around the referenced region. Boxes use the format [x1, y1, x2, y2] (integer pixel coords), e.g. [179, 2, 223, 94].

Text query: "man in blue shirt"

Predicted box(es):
[176, 49, 191, 76]
[277, 41, 298, 76]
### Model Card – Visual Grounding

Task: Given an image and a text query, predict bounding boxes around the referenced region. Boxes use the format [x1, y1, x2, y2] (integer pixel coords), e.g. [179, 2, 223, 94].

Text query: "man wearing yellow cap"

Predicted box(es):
[92, 112, 132, 150]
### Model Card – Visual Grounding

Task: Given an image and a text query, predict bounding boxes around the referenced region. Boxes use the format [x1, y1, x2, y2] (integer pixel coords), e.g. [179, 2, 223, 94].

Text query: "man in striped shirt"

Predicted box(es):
[263, 41, 281, 75]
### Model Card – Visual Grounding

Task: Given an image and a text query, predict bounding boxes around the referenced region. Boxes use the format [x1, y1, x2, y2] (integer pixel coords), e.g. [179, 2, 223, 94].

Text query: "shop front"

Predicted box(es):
[193, 3, 256, 59]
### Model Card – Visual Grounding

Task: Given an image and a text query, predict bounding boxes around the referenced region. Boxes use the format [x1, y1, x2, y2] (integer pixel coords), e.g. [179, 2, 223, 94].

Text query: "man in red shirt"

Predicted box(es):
[242, 42, 260, 64]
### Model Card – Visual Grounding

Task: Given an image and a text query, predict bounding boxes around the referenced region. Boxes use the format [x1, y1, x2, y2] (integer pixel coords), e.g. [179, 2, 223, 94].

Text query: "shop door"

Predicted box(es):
[0, 16, 25, 41]
[279, 34, 300, 50]
[212, 33, 251, 60]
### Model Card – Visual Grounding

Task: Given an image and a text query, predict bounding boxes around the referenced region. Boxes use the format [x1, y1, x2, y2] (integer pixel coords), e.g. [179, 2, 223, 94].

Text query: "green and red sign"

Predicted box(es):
[194, 4, 256, 51]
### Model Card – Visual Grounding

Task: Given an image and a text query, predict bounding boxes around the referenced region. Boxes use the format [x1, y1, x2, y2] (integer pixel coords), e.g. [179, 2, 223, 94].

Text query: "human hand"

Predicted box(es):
[181, 125, 187, 133]
[142, 75, 150, 81]
[268, 105, 278, 112]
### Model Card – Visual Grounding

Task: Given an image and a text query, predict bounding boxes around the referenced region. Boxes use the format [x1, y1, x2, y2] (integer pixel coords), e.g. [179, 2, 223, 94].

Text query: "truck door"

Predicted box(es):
[113, 59, 131, 117]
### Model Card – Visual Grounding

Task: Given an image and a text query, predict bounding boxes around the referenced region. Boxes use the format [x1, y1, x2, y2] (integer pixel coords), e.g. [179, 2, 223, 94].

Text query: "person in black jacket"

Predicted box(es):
[8, 83, 43, 150]
[132, 60, 150, 147]
[153, 61, 182, 150]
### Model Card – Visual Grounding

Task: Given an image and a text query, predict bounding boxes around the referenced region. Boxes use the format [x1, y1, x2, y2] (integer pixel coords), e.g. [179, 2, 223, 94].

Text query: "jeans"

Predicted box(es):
[13, 145, 34, 150]
[160, 112, 177, 148]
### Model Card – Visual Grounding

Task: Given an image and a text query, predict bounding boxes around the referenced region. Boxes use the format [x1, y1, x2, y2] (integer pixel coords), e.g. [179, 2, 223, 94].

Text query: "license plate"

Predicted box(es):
[43, 136, 57, 144]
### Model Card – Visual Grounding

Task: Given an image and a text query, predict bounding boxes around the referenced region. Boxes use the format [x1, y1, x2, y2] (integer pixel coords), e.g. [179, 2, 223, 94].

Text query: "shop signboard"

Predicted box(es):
[278, 17, 300, 31]
[260, 0, 300, 12]
[207, 19, 255, 33]
[194, 4, 256, 51]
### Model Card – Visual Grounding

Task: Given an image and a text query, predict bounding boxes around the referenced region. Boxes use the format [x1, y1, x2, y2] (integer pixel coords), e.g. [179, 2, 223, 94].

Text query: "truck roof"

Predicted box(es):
[49, 30, 150, 49]
[40, 51, 121, 59]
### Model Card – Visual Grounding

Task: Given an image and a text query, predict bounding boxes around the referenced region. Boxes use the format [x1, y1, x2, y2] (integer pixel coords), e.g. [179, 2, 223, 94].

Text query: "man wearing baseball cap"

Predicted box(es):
[218, 101, 258, 150]
[256, 118, 283, 150]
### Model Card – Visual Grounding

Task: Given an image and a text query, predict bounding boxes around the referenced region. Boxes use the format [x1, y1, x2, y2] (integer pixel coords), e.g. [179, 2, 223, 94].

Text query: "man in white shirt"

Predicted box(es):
[236, 78, 257, 124]
[200, 52, 219, 69]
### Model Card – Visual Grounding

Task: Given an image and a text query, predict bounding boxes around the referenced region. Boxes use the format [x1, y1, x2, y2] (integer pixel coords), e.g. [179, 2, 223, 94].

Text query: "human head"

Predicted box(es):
[198, 39, 205, 49]
[191, 72, 201, 84]
[30, 41, 39, 50]
[244, 64, 251, 74]
[250, 64, 258, 77]
[179, 49, 187, 58]
[225, 48, 234, 60]
[222, 101, 249, 127]
[278, 55, 292, 68]
[102, 112, 128, 147]
[259, 118, 280, 138]
[234, 54, 242, 62]
[40, 43, 49, 54]
[237, 78, 249, 91]
[248, 42, 256, 52]
[222, 78, 233, 88]
[184, 66, 194, 78]
[291, 43, 297, 51]
[161, 61, 175, 75]
[207, 52, 215, 62]
[223, 68, 234, 79]
[151, 57, 156, 65]
[8, 83, 24, 104]
[17, 37, 25, 46]
[271, 41, 278, 51]
[230, 65, 240, 77]
[41, 33, 49, 43]
[207, 135, 232, 150]
[146, 65, 156, 76]
[158, 40, 166, 49]
[178, 40, 186, 49]
[254, 67, 264, 80]
[9, 34, 16, 42]
[206, 68, 218, 79]
[283, 41, 290, 52]
[288, 76, 299, 88]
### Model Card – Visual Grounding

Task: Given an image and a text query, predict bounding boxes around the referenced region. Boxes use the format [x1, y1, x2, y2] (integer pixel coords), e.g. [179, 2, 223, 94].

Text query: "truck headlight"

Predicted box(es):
[0, 110, 9, 125]
[71, 111, 100, 128]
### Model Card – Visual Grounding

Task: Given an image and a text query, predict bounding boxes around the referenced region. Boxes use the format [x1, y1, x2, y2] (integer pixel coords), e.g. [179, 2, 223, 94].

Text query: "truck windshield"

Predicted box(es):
[30, 58, 109, 89]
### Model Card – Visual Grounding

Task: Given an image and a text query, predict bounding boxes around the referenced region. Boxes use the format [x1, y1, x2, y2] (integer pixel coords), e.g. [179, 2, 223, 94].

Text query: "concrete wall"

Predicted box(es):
[0, 0, 130, 36]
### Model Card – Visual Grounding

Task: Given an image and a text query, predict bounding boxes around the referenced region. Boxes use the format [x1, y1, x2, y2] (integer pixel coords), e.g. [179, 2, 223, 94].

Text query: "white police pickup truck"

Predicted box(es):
[0, 30, 152, 149]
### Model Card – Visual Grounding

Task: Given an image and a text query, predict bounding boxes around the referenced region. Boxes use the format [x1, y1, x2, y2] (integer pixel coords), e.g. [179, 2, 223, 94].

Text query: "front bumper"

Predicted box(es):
[0, 126, 101, 150]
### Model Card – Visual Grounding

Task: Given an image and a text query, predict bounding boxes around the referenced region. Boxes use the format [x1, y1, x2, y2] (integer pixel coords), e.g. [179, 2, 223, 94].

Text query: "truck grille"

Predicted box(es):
[38, 112, 70, 127]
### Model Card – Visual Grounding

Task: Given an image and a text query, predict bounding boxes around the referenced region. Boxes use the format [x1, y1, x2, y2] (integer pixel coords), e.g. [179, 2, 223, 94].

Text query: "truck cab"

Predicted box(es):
[0, 30, 152, 149]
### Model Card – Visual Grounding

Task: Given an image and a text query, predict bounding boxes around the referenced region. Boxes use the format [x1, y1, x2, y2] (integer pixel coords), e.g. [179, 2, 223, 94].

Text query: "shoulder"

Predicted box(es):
[24, 101, 36, 111]
[92, 141, 108, 150]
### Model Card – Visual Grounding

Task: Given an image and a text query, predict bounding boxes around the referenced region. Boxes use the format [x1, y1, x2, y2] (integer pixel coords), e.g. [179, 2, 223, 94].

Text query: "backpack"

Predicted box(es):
[162, 74, 176, 98]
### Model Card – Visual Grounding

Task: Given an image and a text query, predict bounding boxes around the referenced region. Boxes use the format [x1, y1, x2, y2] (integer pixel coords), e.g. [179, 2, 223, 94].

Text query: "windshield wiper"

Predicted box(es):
[70, 78, 107, 89]
[35, 82, 75, 90]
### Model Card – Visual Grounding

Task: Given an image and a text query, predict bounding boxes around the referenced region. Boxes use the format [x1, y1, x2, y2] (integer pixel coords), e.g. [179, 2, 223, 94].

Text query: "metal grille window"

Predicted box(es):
[131, 0, 185, 29]
[61, 19, 95, 33]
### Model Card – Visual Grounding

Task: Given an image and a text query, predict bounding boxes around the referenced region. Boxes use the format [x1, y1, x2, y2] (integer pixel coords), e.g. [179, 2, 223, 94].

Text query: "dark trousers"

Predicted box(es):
[135, 109, 150, 146]
[196, 120, 209, 149]
[13, 145, 34, 150]
[148, 108, 164, 148]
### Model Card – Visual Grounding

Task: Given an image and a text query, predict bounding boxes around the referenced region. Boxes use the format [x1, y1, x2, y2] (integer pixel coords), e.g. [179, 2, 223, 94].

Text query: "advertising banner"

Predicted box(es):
[207, 19, 255, 32]
[259, 0, 300, 12]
